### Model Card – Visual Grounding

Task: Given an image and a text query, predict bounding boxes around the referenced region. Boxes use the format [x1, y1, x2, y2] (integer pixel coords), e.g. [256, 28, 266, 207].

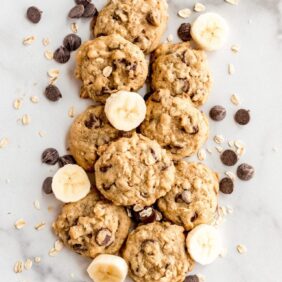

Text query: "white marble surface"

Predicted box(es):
[1, 0, 282, 281]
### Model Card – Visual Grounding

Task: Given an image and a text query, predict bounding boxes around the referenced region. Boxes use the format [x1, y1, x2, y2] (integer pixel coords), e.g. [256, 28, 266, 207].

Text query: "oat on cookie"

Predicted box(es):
[94, 0, 168, 54]
[53, 190, 131, 258]
[158, 161, 219, 231]
[69, 105, 133, 172]
[122, 222, 194, 282]
[151, 42, 212, 107]
[95, 133, 175, 206]
[75, 34, 148, 103]
[140, 89, 209, 160]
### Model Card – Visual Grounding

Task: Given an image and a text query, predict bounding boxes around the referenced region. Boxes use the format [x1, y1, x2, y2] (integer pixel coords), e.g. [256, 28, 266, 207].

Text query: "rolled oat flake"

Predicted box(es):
[237, 163, 254, 181]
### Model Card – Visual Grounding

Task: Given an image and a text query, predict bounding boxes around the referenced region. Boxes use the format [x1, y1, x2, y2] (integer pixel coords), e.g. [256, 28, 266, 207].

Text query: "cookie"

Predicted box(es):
[122, 222, 194, 282]
[151, 42, 212, 107]
[94, 0, 168, 54]
[140, 89, 209, 160]
[75, 34, 148, 103]
[69, 105, 133, 171]
[158, 161, 219, 231]
[53, 190, 131, 258]
[95, 133, 175, 206]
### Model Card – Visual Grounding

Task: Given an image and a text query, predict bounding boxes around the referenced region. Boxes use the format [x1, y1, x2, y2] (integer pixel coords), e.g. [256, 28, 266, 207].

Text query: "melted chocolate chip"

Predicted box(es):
[146, 11, 159, 26]
[220, 150, 238, 166]
[41, 148, 59, 165]
[237, 163, 254, 181]
[58, 155, 76, 167]
[190, 213, 198, 222]
[219, 177, 234, 194]
[26, 6, 42, 24]
[84, 114, 101, 129]
[95, 228, 112, 246]
[178, 23, 192, 42]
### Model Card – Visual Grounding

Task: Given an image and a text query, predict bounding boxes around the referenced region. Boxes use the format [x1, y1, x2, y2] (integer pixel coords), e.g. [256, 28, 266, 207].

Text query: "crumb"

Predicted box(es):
[237, 244, 247, 254]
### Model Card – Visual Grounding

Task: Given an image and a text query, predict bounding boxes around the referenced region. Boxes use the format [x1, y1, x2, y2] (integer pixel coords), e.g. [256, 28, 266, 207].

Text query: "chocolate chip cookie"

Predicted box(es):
[140, 89, 209, 160]
[95, 133, 175, 206]
[75, 34, 148, 103]
[94, 0, 168, 54]
[151, 42, 212, 107]
[158, 161, 219, 231]
[122, 222, 194, 282]
[53, 190, 131, 258]
[69, 105, 133, 172]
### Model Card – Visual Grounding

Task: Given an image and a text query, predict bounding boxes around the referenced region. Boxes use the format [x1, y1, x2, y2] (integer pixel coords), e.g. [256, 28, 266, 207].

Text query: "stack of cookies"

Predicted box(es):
[51, 1, 230, 281]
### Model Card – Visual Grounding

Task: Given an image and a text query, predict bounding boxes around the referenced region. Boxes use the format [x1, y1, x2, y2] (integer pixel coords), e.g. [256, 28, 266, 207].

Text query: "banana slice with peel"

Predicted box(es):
[191, 12, 229, 51]
[105, 91, 146, 131]
[87, 254, 128, 282]
[186, 224, 222, 265]
[52, 164, 91, 203]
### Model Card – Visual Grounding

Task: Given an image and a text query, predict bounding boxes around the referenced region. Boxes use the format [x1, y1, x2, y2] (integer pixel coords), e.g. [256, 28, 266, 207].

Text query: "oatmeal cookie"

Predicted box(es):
[53, 190, 131, 258]
[140, 89, 209, 160]
[94, 0, 168, 54]
[69, 105, 133, 171]
[122, 222, 194, 282]
[151, 42, 212, 107]
[75, 34, 148, 103]
[158, 161, 219, 231]
[95, 133, 175, 206]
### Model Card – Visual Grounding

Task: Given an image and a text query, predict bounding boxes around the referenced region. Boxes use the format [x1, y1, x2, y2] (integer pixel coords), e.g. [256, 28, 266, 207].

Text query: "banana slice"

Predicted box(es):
[87, 254, 128, 282]
[191, 12, 229, 51]
[186, 224, 222, 265]
[105, 91, 146, 131]
[52, 164, 91, 203]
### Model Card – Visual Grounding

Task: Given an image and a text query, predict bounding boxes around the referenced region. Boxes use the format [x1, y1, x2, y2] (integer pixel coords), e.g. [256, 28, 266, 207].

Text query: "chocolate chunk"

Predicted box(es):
[41, 148, 59, 165]
[220, 150, 238, 166]
[143, 92, 152, 101]
[45, 85, 62, 102]
[133, 207, 157, 224]
[42, 177, 53, 194]
[75, 0, 91, 6]
[26, 6, 42, 23]
[190, 213, 198, 222]
[63, 34, 81, 52]
[95, 228, 112, 246]
[58, 155, 76, 167]
[178, 23, 192, 42]
[234, 109, 250, 125]
[237, 163, 254, 181]
[100, 164, 112, 173]
[68, 4, 85, 18]
[82, 3, 97, 18]
[146, 11, 159, 26]
[73, 244, 87, 251]
[219, 177, 234, 194]
[54, 46, 71, 64]
[209, 105, 226, 121]
[185, 275, 200, 282]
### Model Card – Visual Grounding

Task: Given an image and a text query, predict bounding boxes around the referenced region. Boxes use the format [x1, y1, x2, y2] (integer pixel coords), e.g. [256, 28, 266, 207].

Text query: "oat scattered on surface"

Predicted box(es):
[231, 44, 240, 53]
[48, 69, 60, 78]
[23, 35, 36, 46]
[206, 148, 213, 154]
[48, 247, 59, 257]
[15, 219, 26, 229]
[228, 63, 235, 75]
[102, 66, 113, 78]
[38, 130, 46, 137]
[226, 205, 234, 214]
[178, 8, 191, 18]
[237, 244, 247, 254]
[34, 200, 40, 210]
[230, 94, 240, 105]
[34, 257, 41, 263]
[225, 171, 236, 181]
[22, 114, 31, 125]
[42, 38, 50, 46]
[44, 50, 54, 60]
[34, 222, 46, 230]
[54, 240, 64, 252]
[197, 149, 206, 161]
[30, 96, 39, 103]
[214, 134, 225, 144]
[167, 34, 174, 42]
[235, 140, 245, 156]
[225, 0, 239, 5]
[24, 259, 33, 270]
[13, 99, 23, 110]
[194, 3, 206, 12]
[14, 260, 24, 273]
[71, 22, 78, 33]
[228, 140, 235, 148]
[0, 137, 9, 149]
[215, 145, 224, 153]
[68, 106, 76, 118]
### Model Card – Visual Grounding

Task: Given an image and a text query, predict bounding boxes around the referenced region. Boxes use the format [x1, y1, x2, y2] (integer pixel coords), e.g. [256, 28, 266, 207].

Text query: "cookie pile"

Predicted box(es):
[37, 1, 252, 282]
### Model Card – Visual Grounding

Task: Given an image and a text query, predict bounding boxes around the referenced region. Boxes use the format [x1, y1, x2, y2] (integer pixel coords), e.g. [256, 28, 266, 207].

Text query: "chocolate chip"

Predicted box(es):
[209, 105, 226, 121]
[150, 148, 158, 161]
[45, 85, 62, 102]
[63, 34, 81, 52]
[42, 177, 53, 194]
[58, 155, 76, 167]
[182, 79, 190, 92]
[190, 213, 198, 222]
[144, 92, 152, 101]
[53, 46, 71, 64]
[68, 4, 85, 18]
[220, 150, 238, 166]
[146, 11, 159, 26]
[75, 0, 91, 6]
[219, 177, 234, 194]
[95, 228, 112, 246]
[84, 114, 101, 129]
[100, 164, 112, 173]
[185, 275, 200, 282]
[133, 207, 157, 224]
[178, 23, 192, 42]
[41, 148, 59, 165]
[82, 3, 97, 18]
[234, 109, 250, 125]
[26, 6, 42, 23]
[237, 163, 254, 181]
[73, 244, 87, 251]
